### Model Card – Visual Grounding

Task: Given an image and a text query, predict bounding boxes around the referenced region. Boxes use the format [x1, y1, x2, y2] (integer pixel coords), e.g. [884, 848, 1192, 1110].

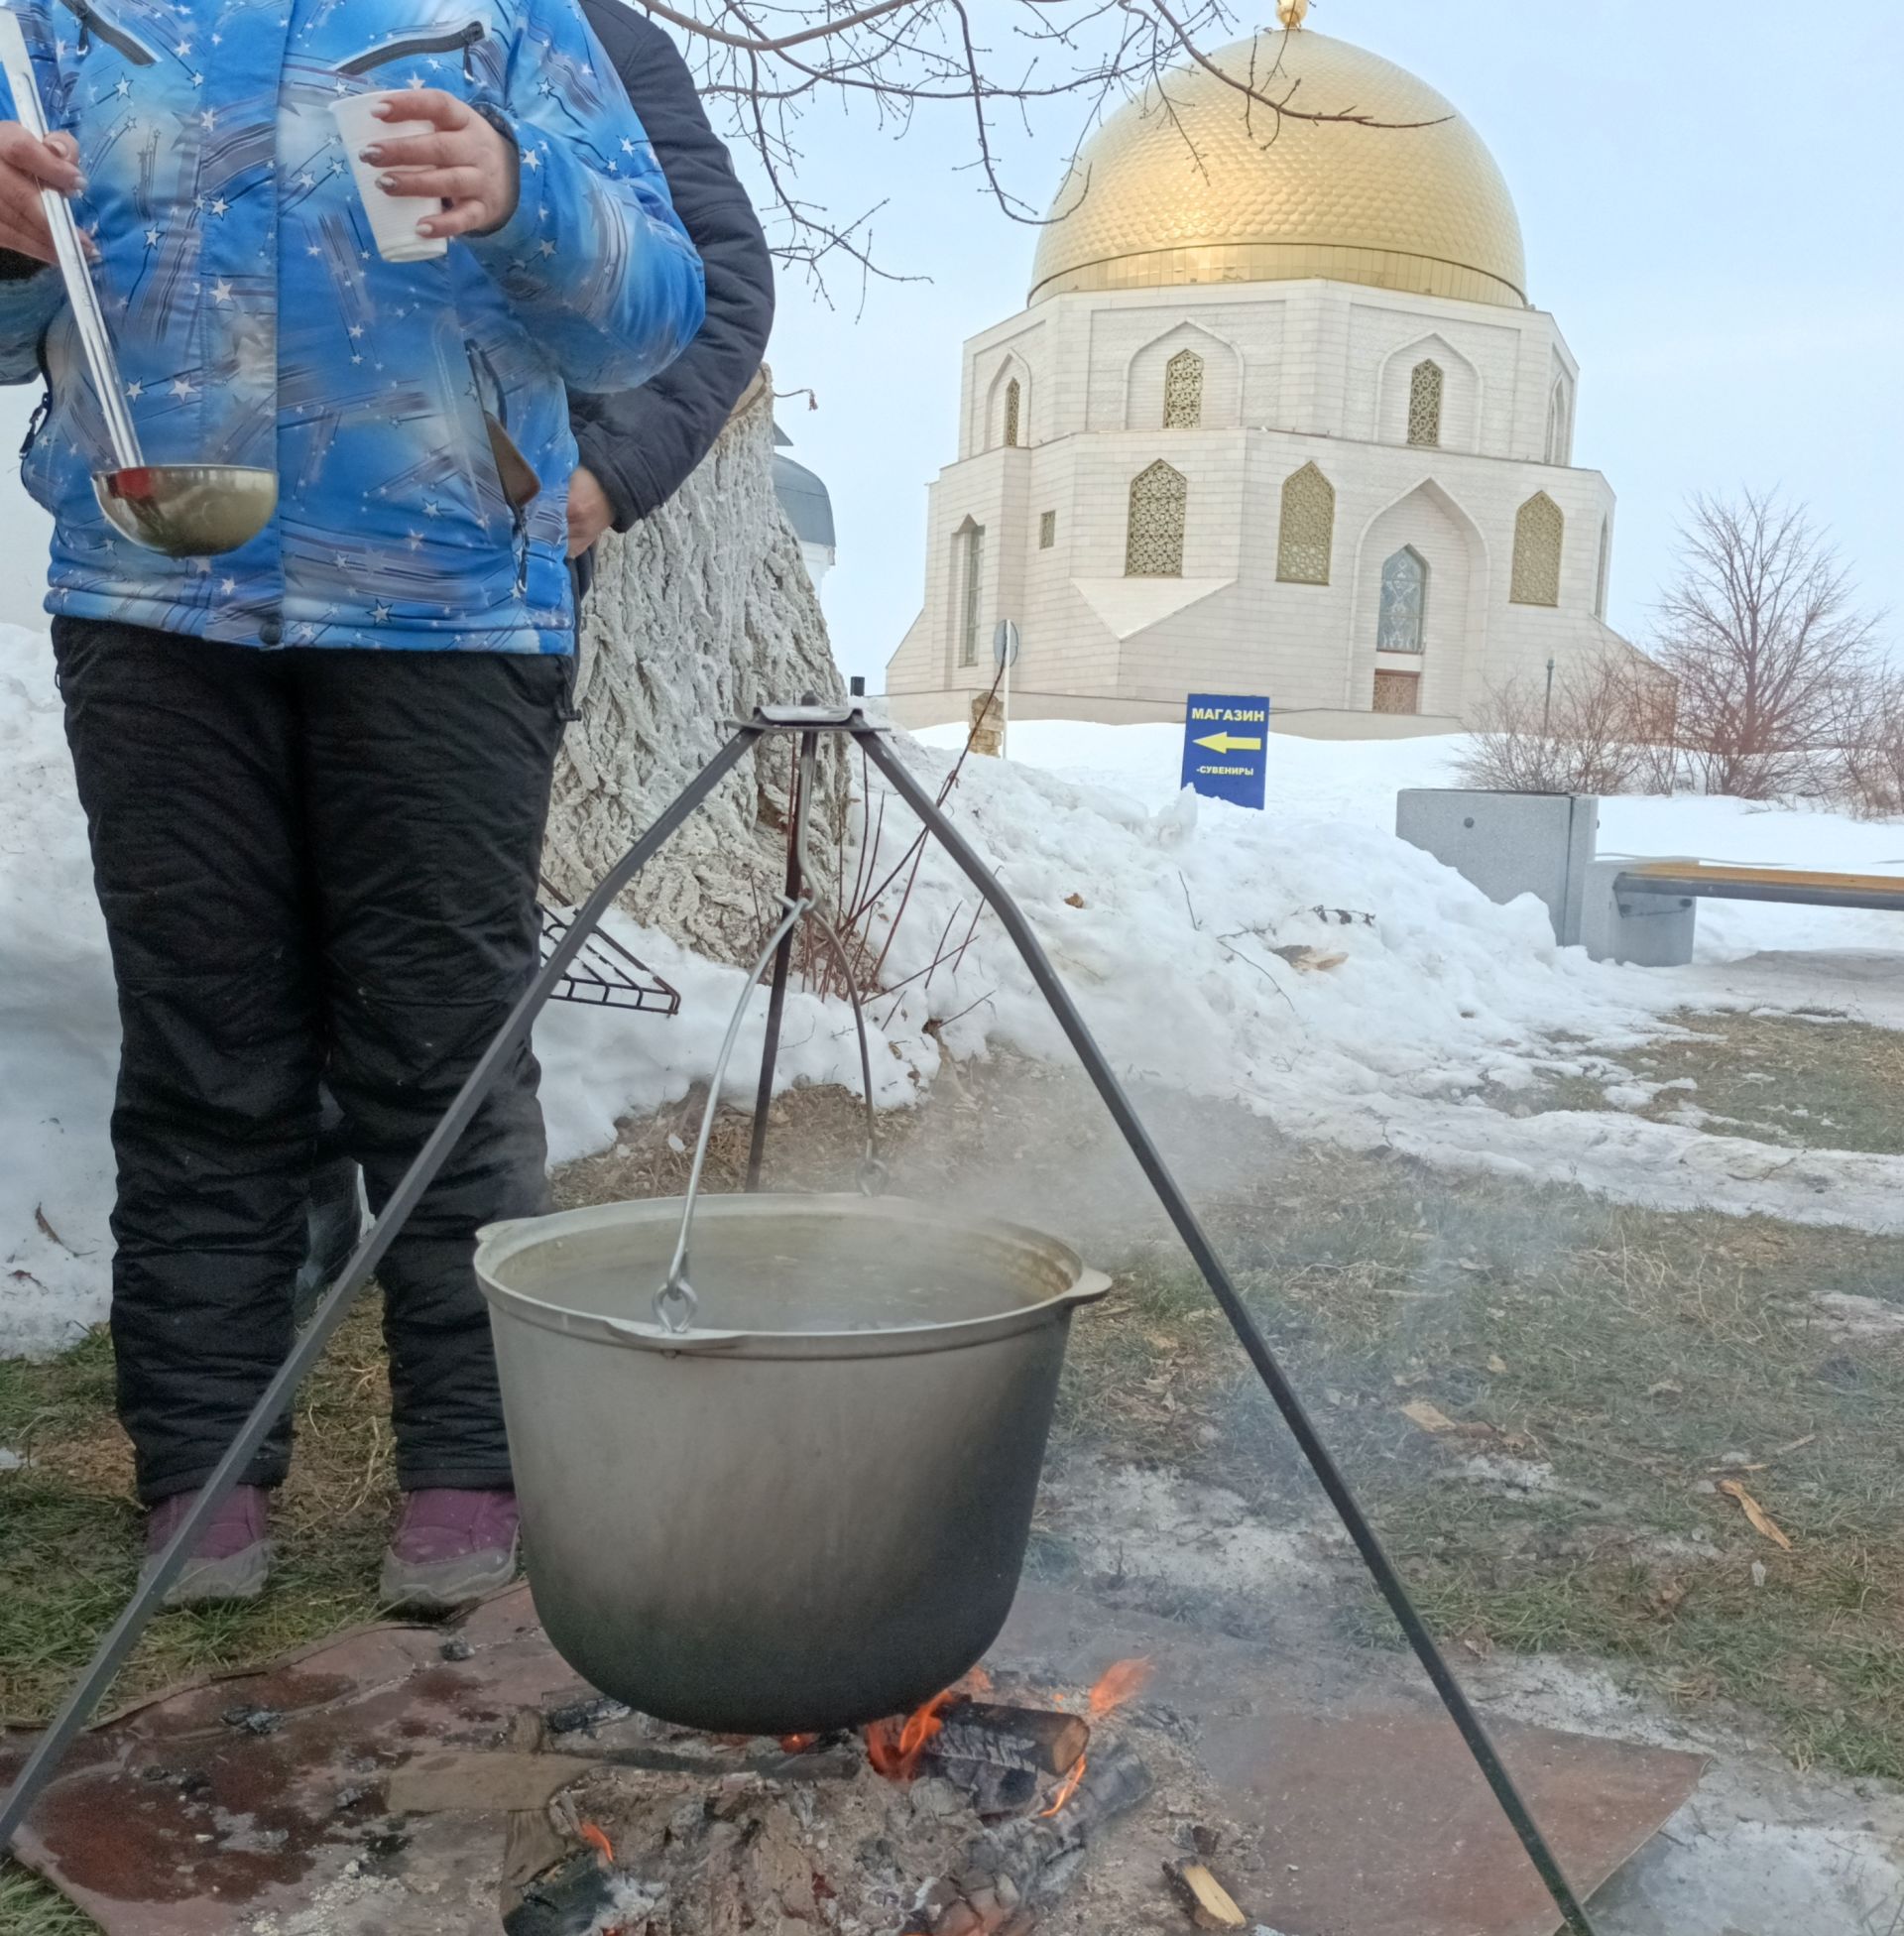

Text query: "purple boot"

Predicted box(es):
[380, 1488, 520, 1613]
[141, 1485, 273, 1608]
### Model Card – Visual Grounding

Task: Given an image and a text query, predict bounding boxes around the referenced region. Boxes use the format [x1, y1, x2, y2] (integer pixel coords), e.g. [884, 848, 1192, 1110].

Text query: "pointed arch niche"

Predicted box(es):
[1124, 322, 1242, 430]
[1351, 481, 1488, 718]
[1376, 335, 1480, 452]
[983, 356, 1033, 451]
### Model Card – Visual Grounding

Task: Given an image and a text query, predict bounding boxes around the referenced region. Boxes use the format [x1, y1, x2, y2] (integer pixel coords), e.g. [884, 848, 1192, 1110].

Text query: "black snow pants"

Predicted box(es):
[53, 616, 569, 1505]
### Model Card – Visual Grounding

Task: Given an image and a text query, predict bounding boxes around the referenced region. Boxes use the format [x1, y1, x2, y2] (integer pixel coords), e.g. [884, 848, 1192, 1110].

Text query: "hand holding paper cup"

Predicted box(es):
[331, 91, 448, 263]
[331, 87, 523, 262]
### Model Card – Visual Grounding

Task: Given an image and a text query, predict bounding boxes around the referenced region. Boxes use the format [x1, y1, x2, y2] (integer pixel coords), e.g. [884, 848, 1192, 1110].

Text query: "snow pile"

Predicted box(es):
[7, 619, 1904, 1356]
[0, 639, 118, 1355]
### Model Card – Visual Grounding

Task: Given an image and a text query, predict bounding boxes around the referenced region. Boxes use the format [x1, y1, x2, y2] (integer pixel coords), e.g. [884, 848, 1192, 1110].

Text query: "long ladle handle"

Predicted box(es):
[0, 10, 142, 470]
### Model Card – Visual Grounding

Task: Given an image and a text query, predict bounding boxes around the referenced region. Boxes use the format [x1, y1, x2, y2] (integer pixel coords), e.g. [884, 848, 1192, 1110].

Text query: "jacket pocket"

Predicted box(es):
[53, 0, 158, 65]
[338, 18, 487, 79]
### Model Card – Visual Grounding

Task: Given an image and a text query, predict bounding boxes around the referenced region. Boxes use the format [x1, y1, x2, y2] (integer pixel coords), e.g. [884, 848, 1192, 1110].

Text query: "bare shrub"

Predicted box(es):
[1456, 656, 1670, 795]
[1652, 490, 1881, 800]
[1834, 669, 1904, 819]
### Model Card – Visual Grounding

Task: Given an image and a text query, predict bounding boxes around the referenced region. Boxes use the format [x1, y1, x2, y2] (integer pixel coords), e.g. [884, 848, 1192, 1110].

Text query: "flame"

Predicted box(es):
[579, 1820, 615, 1867]
[778, 1733, 818, 1754]
[1087, 1657, 1152, 1717]
[1040, 1754, 1087, 1817]
[864, 1667, 991, 1781]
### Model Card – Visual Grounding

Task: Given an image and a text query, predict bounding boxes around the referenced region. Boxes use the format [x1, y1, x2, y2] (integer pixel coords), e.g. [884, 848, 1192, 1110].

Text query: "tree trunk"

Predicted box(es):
[541, 371, 848, 967]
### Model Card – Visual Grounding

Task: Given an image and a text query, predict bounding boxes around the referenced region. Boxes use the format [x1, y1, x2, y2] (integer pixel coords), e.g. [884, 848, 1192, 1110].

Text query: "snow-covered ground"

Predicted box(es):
[7, 622, 1904, 1354]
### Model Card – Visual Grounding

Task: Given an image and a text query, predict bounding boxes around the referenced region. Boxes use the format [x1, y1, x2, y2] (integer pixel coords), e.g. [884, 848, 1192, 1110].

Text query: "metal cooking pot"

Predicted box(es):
[475, 1192, 1109, 1736]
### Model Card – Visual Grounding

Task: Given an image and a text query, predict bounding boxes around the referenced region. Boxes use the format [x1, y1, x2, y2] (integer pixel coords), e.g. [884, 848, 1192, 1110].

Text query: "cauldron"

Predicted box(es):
[475, 1193, 1109, 1735]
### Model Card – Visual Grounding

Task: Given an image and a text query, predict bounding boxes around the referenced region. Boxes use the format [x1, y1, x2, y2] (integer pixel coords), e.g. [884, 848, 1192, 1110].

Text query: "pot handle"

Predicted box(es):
[1061, 1266, 1115, 1309]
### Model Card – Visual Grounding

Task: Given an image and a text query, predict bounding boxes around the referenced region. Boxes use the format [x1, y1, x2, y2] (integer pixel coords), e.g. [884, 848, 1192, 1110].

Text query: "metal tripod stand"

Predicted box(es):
[0, 705, 1604, 1936]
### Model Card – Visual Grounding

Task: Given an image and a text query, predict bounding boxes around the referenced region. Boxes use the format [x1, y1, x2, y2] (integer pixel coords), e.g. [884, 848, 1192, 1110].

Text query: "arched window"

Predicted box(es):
[1003, 377, 1021, 449]
[1125, 460, 1186, 577]
[1276, 461, 1335, 584]
[1377, 546, 1428, 653]
[1510, 492, 1564, 606]
[1594, 517, 1611, 619]
[956, 521, 986, 665]
[1545, 380, 1571, 465]
[1406, 360, 1444, 447]
[1163, 350, 1204, 428]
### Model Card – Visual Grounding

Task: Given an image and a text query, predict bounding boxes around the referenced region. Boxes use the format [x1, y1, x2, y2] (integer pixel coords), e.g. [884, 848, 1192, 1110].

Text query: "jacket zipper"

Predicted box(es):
[54, 0, 158, 65]
[339, 20, 487, 81]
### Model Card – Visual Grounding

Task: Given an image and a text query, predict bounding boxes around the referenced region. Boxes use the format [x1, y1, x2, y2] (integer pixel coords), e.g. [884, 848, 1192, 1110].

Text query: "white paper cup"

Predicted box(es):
[330, 91, 448, 263]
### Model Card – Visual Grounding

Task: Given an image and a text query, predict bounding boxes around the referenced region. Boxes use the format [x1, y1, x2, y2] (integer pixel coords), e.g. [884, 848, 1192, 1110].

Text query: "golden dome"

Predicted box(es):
[1028, 29, 1526, 308]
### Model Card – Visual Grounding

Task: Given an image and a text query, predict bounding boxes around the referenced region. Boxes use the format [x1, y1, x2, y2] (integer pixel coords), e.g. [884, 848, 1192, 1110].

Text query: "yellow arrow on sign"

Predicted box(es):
[1194, 731, 1262, 755]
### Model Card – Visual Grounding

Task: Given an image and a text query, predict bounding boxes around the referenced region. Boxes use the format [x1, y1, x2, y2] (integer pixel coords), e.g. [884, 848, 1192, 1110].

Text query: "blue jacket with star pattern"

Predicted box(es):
[0, 0, 705, 652]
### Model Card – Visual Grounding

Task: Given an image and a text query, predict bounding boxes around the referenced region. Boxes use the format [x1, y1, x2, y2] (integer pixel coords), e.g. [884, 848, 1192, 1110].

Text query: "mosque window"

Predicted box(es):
[1163, 350, 1204, 428]
[1545, 379, 1571, 465]
[1003, 378, 1021, 448]
[1039, 510, 1056, 549]
[1510, 492, 1564, 606]
[1377, 546, 1428, 653]
[1276, 461, 1335, 584]
[1125, 460, 1186, 577]
[957, 522, 986, 665]
[1594, 517, 1611, 620]
[1406, 360, 1444, 447]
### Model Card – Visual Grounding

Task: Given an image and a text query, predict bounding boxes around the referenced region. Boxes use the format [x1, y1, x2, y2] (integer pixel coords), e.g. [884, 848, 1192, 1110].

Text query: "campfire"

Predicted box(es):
[486, 1655, 1255, 1936]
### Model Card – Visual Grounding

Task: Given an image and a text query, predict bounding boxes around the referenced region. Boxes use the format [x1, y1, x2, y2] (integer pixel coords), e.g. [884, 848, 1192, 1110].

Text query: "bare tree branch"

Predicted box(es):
[630, 6, 1447, 282]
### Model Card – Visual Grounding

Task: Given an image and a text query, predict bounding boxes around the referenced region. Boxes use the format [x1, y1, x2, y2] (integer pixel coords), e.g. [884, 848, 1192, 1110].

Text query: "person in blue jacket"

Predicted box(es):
[295, 0, 776, 1376]
[0, 1, 705, 1611]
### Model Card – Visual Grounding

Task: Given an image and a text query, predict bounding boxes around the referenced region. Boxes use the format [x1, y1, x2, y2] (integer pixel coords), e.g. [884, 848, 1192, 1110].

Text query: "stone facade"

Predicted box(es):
[884, 278, 1632, 737]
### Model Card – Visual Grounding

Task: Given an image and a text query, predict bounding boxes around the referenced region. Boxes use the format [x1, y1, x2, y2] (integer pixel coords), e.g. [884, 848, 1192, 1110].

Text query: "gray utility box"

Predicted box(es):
[1395, 790, 1600, 948]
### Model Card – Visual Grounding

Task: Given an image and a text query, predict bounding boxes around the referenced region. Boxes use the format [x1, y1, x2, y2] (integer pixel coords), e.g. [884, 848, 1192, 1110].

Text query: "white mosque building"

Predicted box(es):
[882, 21, 1636, 736]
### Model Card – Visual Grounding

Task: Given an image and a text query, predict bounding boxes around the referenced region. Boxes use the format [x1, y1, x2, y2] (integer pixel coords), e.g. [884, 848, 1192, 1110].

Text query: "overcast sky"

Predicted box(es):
[1, 1, 1895, 681]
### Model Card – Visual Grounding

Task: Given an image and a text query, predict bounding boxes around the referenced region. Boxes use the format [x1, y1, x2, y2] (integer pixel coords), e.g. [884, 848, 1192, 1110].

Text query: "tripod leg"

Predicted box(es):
[746, 729, 818, 1189]
[857, 729, 1600, 1936]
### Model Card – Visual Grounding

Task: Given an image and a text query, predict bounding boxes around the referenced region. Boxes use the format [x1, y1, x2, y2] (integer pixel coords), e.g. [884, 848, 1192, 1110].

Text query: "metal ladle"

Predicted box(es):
[0, 11, 276, 557]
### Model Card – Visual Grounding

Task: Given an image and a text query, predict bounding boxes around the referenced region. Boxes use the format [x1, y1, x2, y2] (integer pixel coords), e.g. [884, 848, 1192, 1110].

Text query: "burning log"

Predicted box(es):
[930, 1701, 1089, 1777]
[911, 1739, 1153, 1935]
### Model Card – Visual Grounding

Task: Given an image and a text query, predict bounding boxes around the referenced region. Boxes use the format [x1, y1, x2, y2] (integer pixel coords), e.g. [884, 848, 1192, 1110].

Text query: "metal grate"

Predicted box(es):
[538, 881, 680, 1015]
[1003, 377, 1021, 448]
[1510, 491, 1564, 606]
[1125, 459, 1186, 577]
[1406, 359, 1443, 446]
[1038, 509, 1056, 548]
[1276, 460, 1335, 584]
[1372, 669, 1420, 715]
[1163, 349, 1203, 428]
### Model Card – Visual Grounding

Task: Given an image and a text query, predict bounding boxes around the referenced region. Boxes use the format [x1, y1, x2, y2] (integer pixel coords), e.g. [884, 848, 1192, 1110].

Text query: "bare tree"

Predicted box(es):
[636, 0, 1438, 289]
[1652, 490, 1881, 800]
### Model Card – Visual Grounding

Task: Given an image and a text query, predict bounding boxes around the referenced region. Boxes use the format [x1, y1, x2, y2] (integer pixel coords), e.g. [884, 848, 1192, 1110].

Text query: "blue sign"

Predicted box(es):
[1180, 694, 1270, 809]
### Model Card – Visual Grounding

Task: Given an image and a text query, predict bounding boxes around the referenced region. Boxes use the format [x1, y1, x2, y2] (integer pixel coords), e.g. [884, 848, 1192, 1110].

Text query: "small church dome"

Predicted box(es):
[1027, 29, 1526, 308]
